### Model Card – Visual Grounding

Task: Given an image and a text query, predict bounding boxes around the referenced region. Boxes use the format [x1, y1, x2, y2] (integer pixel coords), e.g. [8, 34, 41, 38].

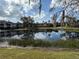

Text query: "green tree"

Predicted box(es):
[21, 16, 34, 28]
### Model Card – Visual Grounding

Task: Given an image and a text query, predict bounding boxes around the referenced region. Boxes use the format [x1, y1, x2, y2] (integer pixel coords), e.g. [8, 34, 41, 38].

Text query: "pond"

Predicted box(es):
[0, 30, 79, 40]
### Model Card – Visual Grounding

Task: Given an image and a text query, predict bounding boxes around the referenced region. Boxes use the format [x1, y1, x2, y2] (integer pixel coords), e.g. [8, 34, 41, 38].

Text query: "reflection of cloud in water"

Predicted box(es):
[34, 32, 49, 40]
[0, 31, 66, 40]
[50, 32, 61, 40]
[11, 34, 24, 39]
[34, 31, 63, 40]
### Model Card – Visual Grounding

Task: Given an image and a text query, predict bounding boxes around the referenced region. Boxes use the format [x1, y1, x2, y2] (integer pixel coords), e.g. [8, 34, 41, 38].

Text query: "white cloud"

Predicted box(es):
[0, 0, 39, 22]
[33, 11, 46, 23]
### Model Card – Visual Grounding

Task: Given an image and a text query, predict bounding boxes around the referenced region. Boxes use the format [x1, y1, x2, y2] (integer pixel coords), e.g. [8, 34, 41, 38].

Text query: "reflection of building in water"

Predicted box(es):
[0, 31, 15, 37]
[0, 30, 34, 39]
[0, 31, 23, 37]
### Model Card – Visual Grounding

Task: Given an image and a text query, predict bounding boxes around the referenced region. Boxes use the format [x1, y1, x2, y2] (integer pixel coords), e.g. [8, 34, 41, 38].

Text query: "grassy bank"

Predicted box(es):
[8, 39, 79, 48]
[0, 48, 79, 59]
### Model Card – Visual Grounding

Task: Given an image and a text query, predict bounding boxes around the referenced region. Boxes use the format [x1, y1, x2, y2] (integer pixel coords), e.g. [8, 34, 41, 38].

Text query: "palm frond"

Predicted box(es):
[29, 0, 30, 5]
[39, 0, 42, 15]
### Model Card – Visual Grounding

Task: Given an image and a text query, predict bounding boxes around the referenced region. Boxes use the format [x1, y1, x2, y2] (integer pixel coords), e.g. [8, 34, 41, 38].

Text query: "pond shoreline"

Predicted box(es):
[1, 45, 79, 52]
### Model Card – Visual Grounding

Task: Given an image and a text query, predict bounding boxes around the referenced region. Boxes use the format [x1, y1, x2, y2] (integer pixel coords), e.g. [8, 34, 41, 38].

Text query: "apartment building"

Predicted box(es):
[0, 20, 23, 29]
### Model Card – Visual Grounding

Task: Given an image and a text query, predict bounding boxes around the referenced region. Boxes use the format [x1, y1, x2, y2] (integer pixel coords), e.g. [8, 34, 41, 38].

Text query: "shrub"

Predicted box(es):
[8, 39, 52, 47]
[8, 39, 79, 48]
[51, 40, 79, 48]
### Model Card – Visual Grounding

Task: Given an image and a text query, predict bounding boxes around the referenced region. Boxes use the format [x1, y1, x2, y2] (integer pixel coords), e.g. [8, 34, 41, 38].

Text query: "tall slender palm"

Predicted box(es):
[20, 0, 42, 19]
[28, 0, 42, 15]
[61, 10, 65, 26]
[39, 0, 42, 15]
[29, 0, 30, 5]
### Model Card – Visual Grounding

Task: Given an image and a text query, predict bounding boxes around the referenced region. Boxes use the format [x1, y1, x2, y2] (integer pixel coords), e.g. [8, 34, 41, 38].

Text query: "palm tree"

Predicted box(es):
[49, 1, 66, 27]
[29, 0, 30, 5]
[61, 10, 65, 27]
[48, 20, 50, 23]
[65, 16, 76, 27]
[52, 14, 57, 27]
[21, 16, 34, 28]
[20, 0, 42, 28]
[39, 0, 42, 15]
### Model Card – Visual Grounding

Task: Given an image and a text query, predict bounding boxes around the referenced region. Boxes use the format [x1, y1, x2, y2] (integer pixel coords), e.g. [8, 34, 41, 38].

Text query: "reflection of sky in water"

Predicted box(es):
[2, 30, 79, 40]
[34, 31, 65, 40]
[11, 34, 24, 39]
[0, 31, 66, 40]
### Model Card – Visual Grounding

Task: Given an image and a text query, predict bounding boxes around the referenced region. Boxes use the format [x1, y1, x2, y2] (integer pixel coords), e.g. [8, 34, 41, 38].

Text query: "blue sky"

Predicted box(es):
[0, 0, 79, 23]
[0, 0, 57, 23]
[26, 0, 52, 23]
[41, 0, 51, 12]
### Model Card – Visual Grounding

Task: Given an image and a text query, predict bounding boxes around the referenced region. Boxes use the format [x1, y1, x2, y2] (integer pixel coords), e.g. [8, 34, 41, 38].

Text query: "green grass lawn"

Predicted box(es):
[0, 48, 79, 59]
